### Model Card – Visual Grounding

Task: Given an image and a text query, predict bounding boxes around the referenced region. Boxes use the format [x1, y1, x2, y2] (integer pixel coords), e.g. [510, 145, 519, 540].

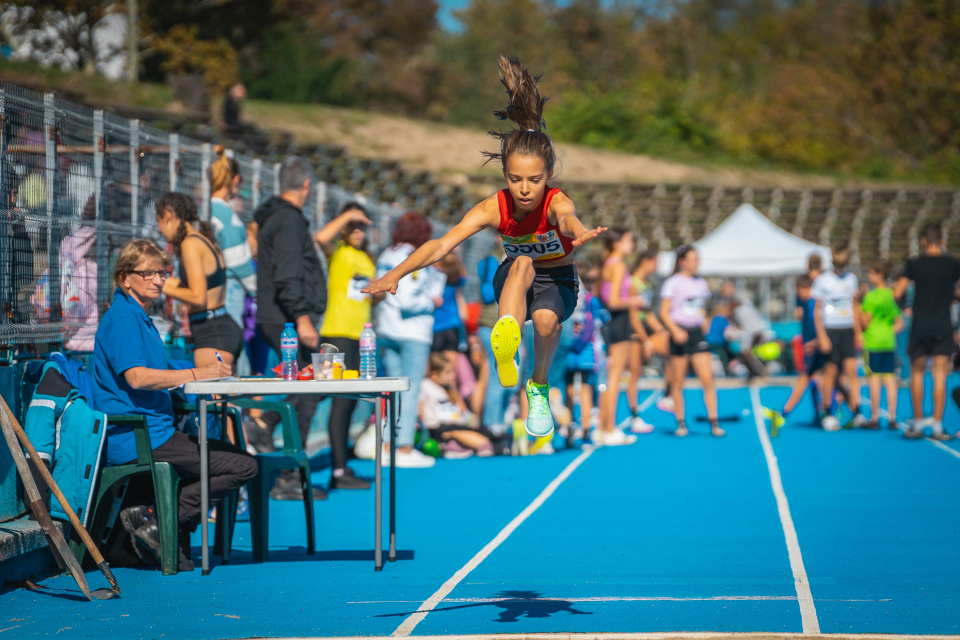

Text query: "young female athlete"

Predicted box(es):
[364, 56, 605, 438]
[659, 246, 722, 437]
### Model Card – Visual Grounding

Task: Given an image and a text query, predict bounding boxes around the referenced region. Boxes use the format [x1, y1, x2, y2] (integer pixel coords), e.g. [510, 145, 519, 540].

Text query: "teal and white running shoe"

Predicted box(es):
[525, 379, 555, 438]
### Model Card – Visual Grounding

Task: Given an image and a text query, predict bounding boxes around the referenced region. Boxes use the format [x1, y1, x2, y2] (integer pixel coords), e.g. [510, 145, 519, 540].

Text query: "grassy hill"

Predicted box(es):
[0, 59, 927, 190]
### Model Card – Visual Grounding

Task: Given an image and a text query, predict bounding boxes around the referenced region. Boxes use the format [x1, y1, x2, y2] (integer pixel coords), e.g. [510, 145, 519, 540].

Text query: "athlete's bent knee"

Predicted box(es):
[509, 255, 535, 278]
[531, 309, 560, 337]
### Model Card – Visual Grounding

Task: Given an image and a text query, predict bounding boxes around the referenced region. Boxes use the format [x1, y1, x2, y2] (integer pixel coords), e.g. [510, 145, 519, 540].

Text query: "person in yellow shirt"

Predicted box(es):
[316, 202, 385, 489]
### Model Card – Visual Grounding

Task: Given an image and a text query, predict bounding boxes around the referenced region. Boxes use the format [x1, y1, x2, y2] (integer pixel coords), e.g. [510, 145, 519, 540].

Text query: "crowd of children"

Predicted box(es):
[410, 220, 960, 461]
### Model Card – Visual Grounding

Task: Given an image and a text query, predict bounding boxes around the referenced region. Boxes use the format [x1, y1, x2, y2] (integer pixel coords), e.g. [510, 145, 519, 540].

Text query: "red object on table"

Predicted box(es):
[271, 363, 314, 380]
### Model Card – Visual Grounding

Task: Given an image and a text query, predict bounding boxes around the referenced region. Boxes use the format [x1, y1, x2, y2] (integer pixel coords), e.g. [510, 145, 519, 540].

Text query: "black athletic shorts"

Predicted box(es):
[804, 351, 827, 375]
[601, 309, 633, 346]
[868, 351, 895, 375]
[189, 312, 244, 359]
[564, 369, 597, 388]
[907, 333, 958, 360]
[493, 259, 579, 324]
[670, 326, 709, 357]
[825, 327, 857, 365]
[431, 327, 462, 353]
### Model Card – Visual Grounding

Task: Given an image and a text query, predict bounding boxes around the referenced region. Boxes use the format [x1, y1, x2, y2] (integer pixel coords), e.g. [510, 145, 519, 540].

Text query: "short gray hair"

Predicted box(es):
[278, 156, 314, 193]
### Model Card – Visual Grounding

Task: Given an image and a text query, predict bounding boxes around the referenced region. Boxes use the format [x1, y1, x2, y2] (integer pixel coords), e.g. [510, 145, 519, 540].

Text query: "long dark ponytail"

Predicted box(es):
[155, 192, 219, 258]
[482, 56, 556, 174]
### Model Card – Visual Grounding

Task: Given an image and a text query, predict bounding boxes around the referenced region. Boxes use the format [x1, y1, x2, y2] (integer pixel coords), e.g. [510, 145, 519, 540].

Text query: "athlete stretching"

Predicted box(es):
[364, 56, 605, 438]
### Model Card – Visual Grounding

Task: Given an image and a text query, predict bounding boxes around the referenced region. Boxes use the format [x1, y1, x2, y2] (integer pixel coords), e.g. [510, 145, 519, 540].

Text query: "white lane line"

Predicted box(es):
[355, 595, 892, 604]
[637, 389, 662, 414]
[926, 437, 960, 460]
[391, 449, 594, 637]
[750, 386, 820, 634]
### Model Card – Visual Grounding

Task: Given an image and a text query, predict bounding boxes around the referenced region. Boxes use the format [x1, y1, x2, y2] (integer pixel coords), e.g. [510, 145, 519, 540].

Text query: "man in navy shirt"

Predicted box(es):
[94, 238, 255, 571]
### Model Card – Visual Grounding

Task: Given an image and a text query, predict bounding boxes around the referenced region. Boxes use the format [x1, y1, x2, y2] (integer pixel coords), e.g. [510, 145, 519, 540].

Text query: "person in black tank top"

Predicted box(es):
[155, 192, 245, 370]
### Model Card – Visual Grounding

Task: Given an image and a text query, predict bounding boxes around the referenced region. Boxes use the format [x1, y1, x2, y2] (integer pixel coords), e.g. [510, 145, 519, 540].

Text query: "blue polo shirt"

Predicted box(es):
[93, 288, 175, 465]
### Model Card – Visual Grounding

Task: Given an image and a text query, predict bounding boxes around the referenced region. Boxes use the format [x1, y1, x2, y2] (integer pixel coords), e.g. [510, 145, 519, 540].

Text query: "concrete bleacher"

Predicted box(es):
[470, 175, 960, 270]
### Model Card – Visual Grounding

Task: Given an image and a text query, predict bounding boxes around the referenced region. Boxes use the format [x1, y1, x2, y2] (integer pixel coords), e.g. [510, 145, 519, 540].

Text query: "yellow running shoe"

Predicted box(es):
[762, 407, 785, 437]
[491, 315, 521, 388]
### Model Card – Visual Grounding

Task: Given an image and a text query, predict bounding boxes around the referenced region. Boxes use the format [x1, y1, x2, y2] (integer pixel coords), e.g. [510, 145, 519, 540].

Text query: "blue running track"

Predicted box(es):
[4, 380, 960, 638]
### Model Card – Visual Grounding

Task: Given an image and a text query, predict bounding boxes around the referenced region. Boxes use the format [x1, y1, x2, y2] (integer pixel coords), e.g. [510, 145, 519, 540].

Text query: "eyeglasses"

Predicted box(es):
[131, 269, 171, 280]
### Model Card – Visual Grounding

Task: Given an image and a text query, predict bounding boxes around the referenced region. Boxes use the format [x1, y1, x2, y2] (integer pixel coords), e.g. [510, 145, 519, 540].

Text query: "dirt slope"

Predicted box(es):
[243, 100, 843, 188]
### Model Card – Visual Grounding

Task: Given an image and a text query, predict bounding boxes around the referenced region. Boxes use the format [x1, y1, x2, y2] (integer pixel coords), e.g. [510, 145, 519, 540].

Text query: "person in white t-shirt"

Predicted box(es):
[419, 353, 494, 458]
[811, 246, 865, 431]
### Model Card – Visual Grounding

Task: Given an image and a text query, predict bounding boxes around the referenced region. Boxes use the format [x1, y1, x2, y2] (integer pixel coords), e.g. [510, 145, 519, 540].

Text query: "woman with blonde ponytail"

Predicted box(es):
[209, 145, 257, 328]
[366, 56, 606, 440]
[156, 192, 245, 369]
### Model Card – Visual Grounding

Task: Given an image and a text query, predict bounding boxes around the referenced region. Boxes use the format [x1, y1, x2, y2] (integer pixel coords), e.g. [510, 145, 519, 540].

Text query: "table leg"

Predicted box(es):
[374, 394, 382, 571]
[199, 397, 210, 575]
[389, 392, 396, 562]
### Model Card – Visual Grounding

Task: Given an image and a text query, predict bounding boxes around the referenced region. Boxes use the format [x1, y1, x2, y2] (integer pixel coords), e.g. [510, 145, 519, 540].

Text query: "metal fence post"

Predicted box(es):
[94, 110, 107, 316]
[252, 158, 261, 209]
[315, 182, 326, 229]
[169, 133, 179, 192]
[0, 88, 8, 321]
[201, 143, 211, 220]
[273, 163, 280, 195]
[44, 94, 61, 332]
[130, 119, 139, 225]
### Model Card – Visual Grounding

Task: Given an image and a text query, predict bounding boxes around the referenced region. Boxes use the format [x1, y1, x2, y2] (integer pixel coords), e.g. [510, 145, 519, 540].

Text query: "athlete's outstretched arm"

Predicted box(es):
[364, 199, 499, 295]
[551, 193, 606, 247]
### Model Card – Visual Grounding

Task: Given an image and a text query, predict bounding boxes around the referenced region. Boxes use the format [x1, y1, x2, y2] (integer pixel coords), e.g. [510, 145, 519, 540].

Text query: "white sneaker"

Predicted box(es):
[382, 447, 436, 468]
[630, 416, 655, 434]
[656, 395, 675, 414]
[600, 429, 637, 446]
[822, 415, 841, 431]
[354, 425, 377, 460]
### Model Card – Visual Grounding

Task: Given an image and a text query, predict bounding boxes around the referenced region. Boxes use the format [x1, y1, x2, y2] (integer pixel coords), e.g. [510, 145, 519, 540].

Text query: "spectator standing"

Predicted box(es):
[660, 246, 722, 437]
[92, 239, 253, 571]
[222, 84, 250, 134]
[860, 259, 903, 429]
[209, 146, 257, 328]
[894, 223, 960, 439]
[253, 156, 328, 500]
[375, 212, 443, 468]
[812, 245, 865, 431]
[477, 244, 511, 436]
[315, 201, 382, 489]
[432, 252, 467, 363]
[156, 192, 245, 367]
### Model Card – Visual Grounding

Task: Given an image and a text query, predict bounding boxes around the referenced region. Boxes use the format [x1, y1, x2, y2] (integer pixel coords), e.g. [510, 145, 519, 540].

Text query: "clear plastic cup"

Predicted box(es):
[311, 353, 345, 380]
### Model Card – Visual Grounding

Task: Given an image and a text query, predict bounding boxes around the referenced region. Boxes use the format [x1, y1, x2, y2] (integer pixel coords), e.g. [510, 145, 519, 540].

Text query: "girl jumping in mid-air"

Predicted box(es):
[364, 56, 605, 438]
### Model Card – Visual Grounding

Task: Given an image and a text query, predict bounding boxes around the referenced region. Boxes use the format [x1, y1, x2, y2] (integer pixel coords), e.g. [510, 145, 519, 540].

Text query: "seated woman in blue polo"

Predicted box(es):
[93, 238, 256, 571]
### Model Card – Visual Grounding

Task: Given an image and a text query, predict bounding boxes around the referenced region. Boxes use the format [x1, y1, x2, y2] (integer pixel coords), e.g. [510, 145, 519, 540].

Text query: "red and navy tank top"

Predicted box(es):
[497, 186, 576, 263]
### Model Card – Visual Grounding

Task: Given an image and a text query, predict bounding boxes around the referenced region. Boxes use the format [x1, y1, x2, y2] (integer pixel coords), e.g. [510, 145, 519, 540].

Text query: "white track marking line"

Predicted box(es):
[636, 389, 662, 414]
[926, 437, 960, 460]
[750, 386, 820, 634]
[355, 595, 893, 604]
[391, 449, 594, 637]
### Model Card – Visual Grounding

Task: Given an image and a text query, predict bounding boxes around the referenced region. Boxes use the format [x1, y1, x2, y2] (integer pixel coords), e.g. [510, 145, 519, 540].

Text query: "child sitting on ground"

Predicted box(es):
[419, 353, 495, 459]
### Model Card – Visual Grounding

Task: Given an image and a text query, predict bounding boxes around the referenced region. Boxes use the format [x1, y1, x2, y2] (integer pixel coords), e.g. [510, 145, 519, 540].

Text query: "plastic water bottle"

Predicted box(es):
[359, 323, 377, 379]
[280, 322, 299, 380]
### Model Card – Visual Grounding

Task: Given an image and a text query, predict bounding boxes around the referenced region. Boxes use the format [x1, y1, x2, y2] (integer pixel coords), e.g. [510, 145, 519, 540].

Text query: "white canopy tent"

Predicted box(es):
[657, 203, 831, 277]
[656, 204, 832, 322]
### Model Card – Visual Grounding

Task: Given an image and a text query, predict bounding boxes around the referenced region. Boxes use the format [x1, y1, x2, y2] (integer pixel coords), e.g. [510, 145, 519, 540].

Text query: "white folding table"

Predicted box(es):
[183, 377, 410, 574]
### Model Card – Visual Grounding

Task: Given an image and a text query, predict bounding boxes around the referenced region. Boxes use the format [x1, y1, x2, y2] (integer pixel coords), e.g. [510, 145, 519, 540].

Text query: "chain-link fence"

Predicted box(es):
[0, 83, 486, 351]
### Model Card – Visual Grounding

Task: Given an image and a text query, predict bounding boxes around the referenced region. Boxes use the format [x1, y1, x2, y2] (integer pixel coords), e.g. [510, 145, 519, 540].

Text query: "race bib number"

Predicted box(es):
[824, 297, 853, 321]
[682, 297, 705, 320]
[502, 230, 565, 261]
[437, 401, 462, 424]
[347, 275, 370, 302]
